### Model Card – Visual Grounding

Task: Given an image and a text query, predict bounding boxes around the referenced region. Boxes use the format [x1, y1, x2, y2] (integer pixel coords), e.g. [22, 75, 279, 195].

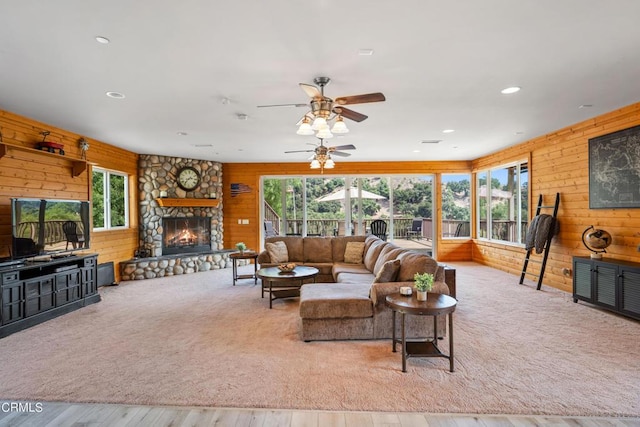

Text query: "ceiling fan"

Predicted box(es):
[285, 139, 356, 173]
[258, 76, 385, 138]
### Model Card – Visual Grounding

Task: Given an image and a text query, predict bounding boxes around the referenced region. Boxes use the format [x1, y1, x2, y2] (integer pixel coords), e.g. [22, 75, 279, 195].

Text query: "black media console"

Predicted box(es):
[0, 253, 100, 338]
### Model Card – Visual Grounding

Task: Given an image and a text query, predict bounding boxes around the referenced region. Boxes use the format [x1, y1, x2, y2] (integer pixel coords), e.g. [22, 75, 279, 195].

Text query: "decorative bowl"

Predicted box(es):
[278, 263, 296, 272]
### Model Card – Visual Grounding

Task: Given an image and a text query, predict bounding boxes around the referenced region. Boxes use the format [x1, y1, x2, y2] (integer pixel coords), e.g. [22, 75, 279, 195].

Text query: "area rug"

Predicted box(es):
[0, 262, 638, 416]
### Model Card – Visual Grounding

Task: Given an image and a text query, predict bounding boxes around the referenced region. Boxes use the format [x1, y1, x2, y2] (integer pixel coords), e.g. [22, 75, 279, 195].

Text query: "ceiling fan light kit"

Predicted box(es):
[274, 76, 385, 172]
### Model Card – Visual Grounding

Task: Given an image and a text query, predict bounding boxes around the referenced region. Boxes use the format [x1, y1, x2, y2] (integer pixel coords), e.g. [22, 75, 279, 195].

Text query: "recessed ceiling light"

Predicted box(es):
[95, 36, 110, 44]
[358, 49, 374, 56]
[515, 131, 524, 135]
[194, 144, 213, 147]
[106, 91, 125, 99]
[579, 104, 593, 109]
[412, 150, 421, 153]
[442, 129, 455, 134]
[177, 132, 188, 136]
[501, 86, 521, 94]
[237, 113, 248, 120]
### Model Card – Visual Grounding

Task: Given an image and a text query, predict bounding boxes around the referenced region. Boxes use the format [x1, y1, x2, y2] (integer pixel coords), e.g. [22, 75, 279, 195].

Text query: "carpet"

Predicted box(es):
[0, 262, 638, 416]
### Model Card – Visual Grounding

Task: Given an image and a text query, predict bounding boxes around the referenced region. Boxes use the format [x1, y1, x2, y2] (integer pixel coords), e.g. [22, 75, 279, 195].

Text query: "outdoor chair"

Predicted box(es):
[63, 221, 85, 250]
[406, 218, 423, 240]
[264, 220, 278, 238]
[370, 219, 388, 241]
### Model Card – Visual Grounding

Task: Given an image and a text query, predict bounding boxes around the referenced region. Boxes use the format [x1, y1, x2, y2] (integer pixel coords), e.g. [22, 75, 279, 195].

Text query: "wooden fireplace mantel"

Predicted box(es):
[155, 198, 220, 207]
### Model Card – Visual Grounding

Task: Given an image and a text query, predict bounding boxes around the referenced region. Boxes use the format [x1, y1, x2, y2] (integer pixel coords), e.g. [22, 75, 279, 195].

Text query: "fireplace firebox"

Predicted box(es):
[162, 217, 212, 255]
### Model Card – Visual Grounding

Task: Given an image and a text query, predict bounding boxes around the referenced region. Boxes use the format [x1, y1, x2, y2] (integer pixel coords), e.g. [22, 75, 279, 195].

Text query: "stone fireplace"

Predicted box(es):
[162, 216, 212, 255]
[120, 154, 234, 281]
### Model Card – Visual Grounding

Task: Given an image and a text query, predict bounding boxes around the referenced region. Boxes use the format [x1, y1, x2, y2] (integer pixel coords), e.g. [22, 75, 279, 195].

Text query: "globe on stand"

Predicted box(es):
[581, 225, 612, 259]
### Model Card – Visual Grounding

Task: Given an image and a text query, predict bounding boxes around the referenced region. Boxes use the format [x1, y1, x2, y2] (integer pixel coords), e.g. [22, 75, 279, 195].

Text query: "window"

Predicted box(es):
[476, 161, 528, 244]
[441, 174, 471, 238]
[92, 168, 129, 230]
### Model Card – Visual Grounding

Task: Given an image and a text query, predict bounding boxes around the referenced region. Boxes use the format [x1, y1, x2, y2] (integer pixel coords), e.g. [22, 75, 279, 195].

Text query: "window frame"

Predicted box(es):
[92, 167, 130, 231]
[475, 159, 529, 245]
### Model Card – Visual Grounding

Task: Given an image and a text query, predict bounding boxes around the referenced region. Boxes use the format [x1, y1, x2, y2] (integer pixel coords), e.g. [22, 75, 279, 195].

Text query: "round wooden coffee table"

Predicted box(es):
[385, 292, 457, 372]
[257, 265, 319, 309]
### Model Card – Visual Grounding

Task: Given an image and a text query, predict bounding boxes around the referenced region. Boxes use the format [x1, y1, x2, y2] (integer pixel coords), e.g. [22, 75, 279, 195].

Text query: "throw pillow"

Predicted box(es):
[265, 241, 288, 263]
[343, 242, 365, 264]
[374, 259, 401, 283]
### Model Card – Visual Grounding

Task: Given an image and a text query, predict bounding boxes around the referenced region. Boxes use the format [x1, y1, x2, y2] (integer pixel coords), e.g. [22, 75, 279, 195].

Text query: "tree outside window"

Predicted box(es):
[92, 168, 129, 230]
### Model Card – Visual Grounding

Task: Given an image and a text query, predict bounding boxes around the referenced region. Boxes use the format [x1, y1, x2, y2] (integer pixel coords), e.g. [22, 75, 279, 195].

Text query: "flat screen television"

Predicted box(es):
[11, 198, 91, 260]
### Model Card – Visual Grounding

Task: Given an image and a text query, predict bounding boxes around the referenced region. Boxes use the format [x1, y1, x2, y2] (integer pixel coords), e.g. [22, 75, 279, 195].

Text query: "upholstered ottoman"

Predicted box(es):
[299, 283, 375, 341]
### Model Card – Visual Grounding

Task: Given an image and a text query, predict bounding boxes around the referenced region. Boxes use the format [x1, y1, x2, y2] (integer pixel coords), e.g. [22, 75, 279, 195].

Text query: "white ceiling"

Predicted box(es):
[1, 1, 640, 164]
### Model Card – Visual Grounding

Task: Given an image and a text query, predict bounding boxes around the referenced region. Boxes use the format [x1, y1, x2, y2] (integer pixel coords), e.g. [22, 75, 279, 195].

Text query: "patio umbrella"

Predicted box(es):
[316, 187, 386, 202]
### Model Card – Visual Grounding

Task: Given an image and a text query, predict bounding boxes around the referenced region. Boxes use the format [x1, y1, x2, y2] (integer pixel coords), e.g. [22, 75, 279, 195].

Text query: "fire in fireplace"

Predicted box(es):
[162, 217, 212, 255]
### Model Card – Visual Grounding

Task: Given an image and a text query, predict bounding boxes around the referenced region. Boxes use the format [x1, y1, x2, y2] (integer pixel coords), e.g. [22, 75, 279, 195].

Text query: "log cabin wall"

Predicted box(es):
[222, 161, 473, 261]
[0, 109, 139, 281]
[472, 102, 640, 292]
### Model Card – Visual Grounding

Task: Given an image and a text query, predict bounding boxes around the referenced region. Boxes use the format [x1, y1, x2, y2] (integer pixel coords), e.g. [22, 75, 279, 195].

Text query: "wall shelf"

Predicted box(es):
[0, 141, 87, 177]
[155, 198, 220, 207]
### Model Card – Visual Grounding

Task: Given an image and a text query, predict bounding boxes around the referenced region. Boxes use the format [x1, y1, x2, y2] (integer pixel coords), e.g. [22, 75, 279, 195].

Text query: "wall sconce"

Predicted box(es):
[79, 138, 90, 159]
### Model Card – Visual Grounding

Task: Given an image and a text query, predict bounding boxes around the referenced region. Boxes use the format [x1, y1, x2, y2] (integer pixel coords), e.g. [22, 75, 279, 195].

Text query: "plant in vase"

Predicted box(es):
[235, 242, 247, 254]
[414, 272, 434, 301]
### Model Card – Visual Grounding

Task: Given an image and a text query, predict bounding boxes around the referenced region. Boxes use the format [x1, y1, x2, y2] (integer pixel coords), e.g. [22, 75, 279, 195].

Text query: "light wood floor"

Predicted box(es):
[0, 402, 638, 426]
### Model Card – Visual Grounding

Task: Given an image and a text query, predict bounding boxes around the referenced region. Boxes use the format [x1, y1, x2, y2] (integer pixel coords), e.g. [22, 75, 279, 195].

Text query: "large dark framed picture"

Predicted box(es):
[588, 124, 640, 209]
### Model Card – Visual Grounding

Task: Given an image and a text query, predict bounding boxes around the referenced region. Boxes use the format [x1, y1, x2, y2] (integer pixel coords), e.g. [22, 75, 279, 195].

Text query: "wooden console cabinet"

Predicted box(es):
[0, 254, 100, 338]
[573, 256, 640, 320]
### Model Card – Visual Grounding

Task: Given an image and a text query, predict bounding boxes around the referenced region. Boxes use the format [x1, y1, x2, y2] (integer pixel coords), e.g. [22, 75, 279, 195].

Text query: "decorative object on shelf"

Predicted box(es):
[176, 165, 201, 191]
[277, 263, 296, 273]
[588, 124, 640, 209]
[159, 190, 168, 198]
[581, 225, 612, 259]
[37, 131, 65, 155]
[78, 138, 90, 159]
[414, 272, 434, 301]
[235, 242, 247, 254]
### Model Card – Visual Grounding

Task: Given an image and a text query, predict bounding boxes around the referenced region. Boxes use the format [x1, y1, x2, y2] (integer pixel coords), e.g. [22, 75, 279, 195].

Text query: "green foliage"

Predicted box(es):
[414, 272, 434, 292]
[92, 171, 105, 227]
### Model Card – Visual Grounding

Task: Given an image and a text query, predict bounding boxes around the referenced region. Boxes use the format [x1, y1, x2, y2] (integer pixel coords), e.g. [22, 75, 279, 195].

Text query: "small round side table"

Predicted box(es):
[229, 251, 258, 286]
[385, 292, 457, 373]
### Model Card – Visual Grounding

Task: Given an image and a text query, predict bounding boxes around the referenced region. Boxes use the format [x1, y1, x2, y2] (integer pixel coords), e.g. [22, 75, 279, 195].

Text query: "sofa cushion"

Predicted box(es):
[303, 237, 333, 263]
[344, 242, 365, 264]
[332, 262, 370, 281]
[363, 239, 386, 272]
[374, 259, 401, 283]
[396, 251, 440, 282]
[301, 262, 333, 278]
[335, 272, 376, 285]
[300, 283, 373, 319]
[264, 236, 304, 262]
[265, 241, 288, 263]
[331, 236, 367, 262]
[372, 244, 405, 276]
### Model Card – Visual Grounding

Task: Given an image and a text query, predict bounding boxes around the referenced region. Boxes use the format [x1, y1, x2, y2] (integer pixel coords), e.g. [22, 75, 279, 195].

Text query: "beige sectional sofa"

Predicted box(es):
[257, 235, 456, 341]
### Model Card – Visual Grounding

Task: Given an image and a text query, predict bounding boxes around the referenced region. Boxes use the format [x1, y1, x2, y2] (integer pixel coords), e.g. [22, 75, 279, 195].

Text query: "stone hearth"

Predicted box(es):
[122, 154, 235, 281]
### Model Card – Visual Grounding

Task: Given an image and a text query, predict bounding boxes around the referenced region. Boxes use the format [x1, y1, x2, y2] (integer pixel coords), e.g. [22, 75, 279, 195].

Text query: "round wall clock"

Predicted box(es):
[176, 166, 201, 191]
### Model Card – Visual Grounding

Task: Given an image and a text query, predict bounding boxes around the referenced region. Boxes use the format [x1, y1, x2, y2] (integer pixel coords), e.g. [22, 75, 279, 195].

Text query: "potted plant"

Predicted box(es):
[414, 272, 434, 301]
[235, 242, 247, 254]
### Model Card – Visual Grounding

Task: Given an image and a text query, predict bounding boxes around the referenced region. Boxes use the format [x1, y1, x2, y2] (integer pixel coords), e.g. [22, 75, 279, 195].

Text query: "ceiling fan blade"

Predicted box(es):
[285, 149, 315, 154]
[257, 103, 308, 108]
[331, 151, 351, 157]
[330, 144, 356, 151]
[299, 83, 321, 98]
[334, 92, 385, 105]
[335, 107, 368, 122]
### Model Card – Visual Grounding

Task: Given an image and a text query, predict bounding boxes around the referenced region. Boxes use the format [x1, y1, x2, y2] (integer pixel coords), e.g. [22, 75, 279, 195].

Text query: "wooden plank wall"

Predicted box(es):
[472, 102, 640, 292]
[222, 161, 473, 260]
[0, 110, 139, 281]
